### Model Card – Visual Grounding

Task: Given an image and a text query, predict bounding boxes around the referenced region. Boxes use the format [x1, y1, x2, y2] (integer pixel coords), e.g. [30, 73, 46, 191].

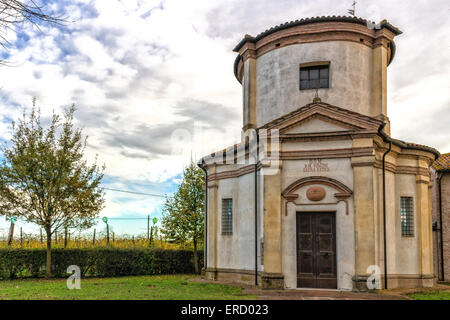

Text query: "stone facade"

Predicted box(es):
[199, 16, 440, 291]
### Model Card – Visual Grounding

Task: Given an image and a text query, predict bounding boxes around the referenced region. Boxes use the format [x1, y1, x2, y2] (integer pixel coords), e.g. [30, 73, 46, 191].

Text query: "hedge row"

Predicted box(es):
[0, 248, 203, 279]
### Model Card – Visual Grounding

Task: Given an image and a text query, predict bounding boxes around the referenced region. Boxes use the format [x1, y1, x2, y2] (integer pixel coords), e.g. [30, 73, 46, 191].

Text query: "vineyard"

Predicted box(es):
[0, 227, 199, 250]
[0, 237, 189, 250]
[0, 221, 201, 250]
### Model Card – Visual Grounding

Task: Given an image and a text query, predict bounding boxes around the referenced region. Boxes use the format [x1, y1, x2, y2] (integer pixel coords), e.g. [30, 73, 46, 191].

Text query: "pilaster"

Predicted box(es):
[351, 155, 377, 289]
[262, 165, 284, 288]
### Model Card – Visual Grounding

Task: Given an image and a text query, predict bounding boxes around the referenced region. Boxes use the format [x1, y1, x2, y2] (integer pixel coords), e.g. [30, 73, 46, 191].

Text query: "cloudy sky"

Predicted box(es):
[0, 0, 449, 236]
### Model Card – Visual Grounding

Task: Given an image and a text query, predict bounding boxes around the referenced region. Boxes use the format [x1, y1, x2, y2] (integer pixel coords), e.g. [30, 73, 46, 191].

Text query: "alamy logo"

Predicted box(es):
[366, 265, 381, 290]
[67, 265, 81, 290]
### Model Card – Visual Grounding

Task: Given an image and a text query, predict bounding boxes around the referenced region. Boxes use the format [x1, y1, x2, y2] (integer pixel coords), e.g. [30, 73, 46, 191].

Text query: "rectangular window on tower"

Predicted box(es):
[300, 62, 330, 90]
[222, 199, 233, 235]
[400, 197, 414, 237]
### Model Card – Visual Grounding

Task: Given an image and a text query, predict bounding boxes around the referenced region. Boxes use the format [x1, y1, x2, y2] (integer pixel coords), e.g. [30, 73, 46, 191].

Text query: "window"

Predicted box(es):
[222, 199, 233, 235]
[400, 197, 414, 237]
[300, 63, 330, 90]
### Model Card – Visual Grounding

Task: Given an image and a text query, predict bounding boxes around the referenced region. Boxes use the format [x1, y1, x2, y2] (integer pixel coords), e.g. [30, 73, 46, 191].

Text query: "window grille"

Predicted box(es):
[400, 197, 414, 237]
[222, 199, 233, 235]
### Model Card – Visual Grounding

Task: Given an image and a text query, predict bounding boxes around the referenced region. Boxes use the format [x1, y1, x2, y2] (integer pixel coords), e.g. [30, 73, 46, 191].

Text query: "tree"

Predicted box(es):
[161, 160, 205, 274]
[0, 102, 105, 277]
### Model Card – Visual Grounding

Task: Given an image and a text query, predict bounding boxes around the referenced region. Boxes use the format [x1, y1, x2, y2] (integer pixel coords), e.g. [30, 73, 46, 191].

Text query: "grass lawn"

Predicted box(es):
[0, 275, 257, 300]
[408, 291, 450, 300]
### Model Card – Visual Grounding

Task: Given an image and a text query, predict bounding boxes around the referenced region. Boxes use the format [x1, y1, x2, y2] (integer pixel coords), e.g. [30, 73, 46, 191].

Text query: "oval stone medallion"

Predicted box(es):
[306, 186, 326, 201]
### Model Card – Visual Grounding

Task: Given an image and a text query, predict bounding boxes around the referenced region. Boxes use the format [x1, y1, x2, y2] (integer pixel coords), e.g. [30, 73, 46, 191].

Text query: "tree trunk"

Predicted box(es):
[7, 223, 14, 246]
[45, 228, 52, 278]
[64, 227, 68, 248]
[193, 238, 199, 274]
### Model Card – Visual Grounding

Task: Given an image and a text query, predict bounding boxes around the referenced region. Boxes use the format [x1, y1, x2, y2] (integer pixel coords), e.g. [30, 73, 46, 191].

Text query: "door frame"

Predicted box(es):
[296, 211, 337, 289]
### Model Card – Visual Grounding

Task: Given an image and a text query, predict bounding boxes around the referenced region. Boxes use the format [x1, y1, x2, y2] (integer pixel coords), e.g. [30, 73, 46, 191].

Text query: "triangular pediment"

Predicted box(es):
[283, 115, 355, 134]
[259, 102, 383, 135]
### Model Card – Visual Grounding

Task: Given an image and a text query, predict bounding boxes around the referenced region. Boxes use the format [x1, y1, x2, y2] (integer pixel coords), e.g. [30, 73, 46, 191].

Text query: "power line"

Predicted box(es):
[102, 187, 166, 198]
[99, 217, 148, 220]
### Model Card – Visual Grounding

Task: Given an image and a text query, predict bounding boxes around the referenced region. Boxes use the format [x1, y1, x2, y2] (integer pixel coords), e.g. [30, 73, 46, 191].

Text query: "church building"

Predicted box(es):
[199, 16, 440, 290]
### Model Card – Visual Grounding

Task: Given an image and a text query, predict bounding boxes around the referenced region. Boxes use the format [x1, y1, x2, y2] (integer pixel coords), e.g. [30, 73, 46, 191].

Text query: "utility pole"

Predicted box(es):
[147, 214, 150, 246]
[92, 229, 96, 246]
[64, 227, 68, 248]
[102, 217, 109, 245]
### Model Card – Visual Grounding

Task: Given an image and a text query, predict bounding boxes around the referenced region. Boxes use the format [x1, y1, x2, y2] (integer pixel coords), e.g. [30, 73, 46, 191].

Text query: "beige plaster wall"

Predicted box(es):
[210, 166, 264, 272]
[281, 139, 353, 152]
[285, 118, 352, 134]
[392, 174, 420, 275]
[256, 41, 373, 126]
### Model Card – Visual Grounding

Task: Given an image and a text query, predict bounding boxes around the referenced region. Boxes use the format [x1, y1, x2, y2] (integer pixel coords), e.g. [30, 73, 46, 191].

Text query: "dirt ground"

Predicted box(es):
[190, 278, 450, 300]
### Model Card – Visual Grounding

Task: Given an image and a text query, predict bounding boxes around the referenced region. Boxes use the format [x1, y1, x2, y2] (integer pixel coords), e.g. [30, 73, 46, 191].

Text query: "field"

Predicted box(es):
[0, 275, 256, 300]
[1, 274, 450, 300]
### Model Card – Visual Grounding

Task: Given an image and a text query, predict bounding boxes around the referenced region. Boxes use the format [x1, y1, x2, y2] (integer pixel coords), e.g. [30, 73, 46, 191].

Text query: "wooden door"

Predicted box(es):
[296, 212, 337, 289]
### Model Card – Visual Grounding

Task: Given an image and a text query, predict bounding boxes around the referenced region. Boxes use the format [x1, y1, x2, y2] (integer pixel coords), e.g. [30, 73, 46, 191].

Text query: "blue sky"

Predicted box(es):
[0, 0, 449, 237]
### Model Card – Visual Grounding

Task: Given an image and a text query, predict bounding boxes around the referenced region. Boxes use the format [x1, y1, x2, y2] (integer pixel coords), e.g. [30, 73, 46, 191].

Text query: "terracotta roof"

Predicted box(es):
[433, 153, 450, 171]
[233, 15, 402, 52]
[232, 15, 401, 81]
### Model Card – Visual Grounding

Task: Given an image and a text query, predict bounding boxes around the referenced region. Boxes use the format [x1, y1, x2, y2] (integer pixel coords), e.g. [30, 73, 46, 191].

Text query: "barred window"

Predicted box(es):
[222, 199, 233, 235]
[300, 64, 330, 90]
[400, 197, 414, 237]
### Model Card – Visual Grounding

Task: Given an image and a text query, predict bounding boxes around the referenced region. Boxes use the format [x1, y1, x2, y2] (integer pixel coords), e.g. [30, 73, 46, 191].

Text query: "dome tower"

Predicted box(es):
[233, 16, 402, 134]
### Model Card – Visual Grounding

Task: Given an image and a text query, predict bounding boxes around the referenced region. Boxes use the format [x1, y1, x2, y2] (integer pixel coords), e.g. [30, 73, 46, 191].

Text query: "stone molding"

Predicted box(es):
[281, 176, 352, 216]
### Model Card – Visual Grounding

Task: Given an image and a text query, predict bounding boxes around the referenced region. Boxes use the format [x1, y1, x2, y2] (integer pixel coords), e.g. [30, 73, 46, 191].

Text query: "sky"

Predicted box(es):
[0, 0, 449, 237]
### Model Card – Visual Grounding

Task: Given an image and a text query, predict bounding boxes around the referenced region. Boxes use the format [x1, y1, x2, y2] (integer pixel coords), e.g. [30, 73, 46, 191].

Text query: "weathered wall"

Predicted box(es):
[256, 41, 372, 127]
[392, 173, 419, 275]
[432, 172, 450, 281]
[207, 165, 263, 274]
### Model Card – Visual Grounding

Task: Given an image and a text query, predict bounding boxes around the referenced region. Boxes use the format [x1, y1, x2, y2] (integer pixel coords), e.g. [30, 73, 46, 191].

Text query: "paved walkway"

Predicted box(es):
[251, 289, 403, 300]
[190, 278, 407, 300]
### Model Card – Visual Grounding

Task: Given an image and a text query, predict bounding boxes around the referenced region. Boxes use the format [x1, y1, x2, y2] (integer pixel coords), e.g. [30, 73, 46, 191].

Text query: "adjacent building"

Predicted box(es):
[432, 154, 450, 282]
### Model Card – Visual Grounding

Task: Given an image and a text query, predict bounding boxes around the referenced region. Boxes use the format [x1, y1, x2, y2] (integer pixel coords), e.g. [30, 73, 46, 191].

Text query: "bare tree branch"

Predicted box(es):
[0, 0, 70, 65]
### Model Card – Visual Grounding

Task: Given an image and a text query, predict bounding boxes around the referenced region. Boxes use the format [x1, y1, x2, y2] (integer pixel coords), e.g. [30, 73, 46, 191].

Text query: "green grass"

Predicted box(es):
[0, 275, 257, 300]
[408, 291, 450, 300]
